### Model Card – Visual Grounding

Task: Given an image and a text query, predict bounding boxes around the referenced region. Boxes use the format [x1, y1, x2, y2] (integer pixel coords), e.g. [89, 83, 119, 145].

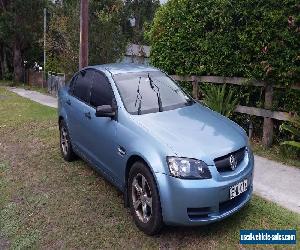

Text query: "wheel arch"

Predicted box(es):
[124, 154, 161, 207]
[58, 115, 64, 125]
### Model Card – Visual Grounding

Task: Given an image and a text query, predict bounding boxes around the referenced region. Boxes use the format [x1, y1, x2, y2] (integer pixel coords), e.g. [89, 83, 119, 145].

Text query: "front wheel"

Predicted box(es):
[128, 161, 163, 235]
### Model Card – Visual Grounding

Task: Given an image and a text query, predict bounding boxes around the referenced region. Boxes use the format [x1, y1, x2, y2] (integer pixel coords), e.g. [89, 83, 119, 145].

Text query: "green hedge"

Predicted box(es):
[149, 0, 300, 86]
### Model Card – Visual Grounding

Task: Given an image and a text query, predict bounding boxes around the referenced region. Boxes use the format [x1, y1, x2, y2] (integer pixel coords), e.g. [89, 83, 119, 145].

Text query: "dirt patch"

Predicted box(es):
[0, 234, 10, 250]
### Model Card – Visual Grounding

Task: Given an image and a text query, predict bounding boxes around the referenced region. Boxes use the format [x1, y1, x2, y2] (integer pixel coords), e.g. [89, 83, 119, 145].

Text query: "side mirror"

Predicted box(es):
[95, 105, 116, 118]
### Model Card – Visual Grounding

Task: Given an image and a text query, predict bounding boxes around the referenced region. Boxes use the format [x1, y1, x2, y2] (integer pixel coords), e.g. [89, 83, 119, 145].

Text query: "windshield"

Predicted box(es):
[113, 71, 194, 115]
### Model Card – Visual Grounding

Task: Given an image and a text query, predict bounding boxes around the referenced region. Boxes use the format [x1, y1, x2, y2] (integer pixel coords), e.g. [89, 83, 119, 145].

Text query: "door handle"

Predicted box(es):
[66, 99, 71, 105]
[84, 112, 91, 119]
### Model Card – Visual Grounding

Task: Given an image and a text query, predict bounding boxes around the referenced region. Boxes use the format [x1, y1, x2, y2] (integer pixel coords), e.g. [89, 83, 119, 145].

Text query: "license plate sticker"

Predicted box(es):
[229, 179, 248, 200]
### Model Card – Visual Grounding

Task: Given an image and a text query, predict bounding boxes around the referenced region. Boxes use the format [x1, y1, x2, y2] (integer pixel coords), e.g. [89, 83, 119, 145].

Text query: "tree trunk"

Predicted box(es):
[13, 40, 23, 82]
[1, 46, 9, 79]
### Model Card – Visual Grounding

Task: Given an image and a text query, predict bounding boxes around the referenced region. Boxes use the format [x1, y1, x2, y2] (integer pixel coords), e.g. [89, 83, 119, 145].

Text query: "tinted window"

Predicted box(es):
[69, 75, 77, 94]
[90, 72, 113, 107]
[113, 71, 193, 115]
[73, 70, 94, 103]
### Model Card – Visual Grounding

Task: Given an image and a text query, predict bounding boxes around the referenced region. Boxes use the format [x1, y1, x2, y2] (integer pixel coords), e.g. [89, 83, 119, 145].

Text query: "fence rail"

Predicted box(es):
[47, 72, 65, 96]
[235, 105, 293, 121]
[171, 74, 299, 147]
[171, 75, 300, 90]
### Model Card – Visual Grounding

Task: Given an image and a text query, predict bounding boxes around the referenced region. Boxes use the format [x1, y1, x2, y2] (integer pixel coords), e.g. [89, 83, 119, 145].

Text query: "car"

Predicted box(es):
[58, 63, 254, 235]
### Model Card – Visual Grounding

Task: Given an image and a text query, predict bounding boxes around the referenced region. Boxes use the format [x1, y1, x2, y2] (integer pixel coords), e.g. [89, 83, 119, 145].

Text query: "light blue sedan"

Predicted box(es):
[58, 64, 254, 235]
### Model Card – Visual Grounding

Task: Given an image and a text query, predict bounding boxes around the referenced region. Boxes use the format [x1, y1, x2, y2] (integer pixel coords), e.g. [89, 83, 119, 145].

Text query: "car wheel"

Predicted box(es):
[59, 120, 76, 161]
[128, 161, 163, 235]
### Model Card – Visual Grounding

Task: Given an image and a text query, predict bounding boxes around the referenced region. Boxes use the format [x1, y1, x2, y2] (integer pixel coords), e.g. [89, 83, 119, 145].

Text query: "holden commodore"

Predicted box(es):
[58, 64, 254, 235]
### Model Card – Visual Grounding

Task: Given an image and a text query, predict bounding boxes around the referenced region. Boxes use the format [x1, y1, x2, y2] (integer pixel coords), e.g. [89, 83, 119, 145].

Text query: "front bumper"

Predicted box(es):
[155, 151, 254, 226]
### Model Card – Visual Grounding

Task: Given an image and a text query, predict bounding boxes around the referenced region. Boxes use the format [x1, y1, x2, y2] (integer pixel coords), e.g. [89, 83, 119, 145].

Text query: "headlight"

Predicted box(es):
[167, 157, 212, 179]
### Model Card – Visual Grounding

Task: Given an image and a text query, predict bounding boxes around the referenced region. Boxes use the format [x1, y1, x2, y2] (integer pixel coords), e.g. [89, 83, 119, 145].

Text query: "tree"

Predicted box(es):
[47, 0, 127, 77]
[149, 0, 300, 86]
[0, 0, 47, 82]
[47, 1, 80, 75]
[89, 0, 127, 65]
[123, 0, 160, 44]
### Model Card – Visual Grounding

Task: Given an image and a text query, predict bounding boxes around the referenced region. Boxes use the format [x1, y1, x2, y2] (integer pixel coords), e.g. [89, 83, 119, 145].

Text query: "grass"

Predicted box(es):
[0, 86, 299, 249]
[251, 140, 300, 168]
[0, 80, 49, 95]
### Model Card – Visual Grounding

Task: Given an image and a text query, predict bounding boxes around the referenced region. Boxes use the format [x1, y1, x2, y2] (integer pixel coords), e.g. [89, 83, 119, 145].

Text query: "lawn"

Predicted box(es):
[0, 80, 49, 95]
[0, 87, 299, 249]
[251, 140, 300, 169]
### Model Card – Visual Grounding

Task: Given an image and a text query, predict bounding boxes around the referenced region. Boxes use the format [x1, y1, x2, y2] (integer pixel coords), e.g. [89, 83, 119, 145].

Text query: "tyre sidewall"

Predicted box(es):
[59, 120, 74, 161]
[128, 161, 163, 235]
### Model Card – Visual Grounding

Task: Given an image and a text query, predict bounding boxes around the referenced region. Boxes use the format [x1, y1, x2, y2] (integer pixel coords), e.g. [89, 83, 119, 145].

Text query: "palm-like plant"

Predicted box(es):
[280, 116, 300, 149]
[201, 84, 239, 118]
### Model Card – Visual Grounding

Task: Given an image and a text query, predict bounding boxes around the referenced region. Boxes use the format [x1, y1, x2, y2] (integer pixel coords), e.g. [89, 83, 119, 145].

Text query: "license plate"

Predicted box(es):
[229, 179, 248, 199]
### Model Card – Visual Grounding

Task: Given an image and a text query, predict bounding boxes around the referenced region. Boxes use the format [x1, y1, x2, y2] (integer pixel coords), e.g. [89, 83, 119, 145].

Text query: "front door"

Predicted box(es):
[83, 71, 121, 186]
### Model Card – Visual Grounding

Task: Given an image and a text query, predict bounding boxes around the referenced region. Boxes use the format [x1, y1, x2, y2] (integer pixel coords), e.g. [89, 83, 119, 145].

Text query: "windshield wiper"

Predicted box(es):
[150, 76, 195, 106]
[134, 77, 142, 115]
[148, 73, 163, 112]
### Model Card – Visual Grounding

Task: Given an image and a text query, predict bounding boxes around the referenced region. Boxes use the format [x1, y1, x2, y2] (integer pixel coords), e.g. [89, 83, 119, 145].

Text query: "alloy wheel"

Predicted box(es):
[60, 126, 69, 156]
[131, 173, 153, 223]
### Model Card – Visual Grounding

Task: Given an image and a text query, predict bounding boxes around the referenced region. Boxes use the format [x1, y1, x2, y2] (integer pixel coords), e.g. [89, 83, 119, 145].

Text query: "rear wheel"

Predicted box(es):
[59, 120, 76, 161]
[128, 161, 163, 235]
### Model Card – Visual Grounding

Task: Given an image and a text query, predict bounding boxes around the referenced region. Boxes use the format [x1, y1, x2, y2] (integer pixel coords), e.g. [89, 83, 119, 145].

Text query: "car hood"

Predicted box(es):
[131, 103, 247, 165]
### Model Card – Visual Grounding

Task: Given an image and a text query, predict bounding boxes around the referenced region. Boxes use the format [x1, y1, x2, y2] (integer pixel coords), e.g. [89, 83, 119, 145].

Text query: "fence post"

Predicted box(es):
[192, 76, 199, 100]
[262, 83, 274, 147]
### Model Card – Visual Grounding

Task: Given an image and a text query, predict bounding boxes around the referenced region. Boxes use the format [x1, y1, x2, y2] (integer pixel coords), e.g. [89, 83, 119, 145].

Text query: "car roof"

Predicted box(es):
[86, 63, 160, 76]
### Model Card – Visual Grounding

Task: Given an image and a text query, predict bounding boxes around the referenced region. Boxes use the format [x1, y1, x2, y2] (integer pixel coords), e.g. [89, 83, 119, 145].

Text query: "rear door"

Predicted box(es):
[65, 69, 94, 154]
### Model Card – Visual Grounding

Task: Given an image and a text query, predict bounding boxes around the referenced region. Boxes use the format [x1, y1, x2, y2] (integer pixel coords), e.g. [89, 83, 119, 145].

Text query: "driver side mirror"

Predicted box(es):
[95, 105, 116, 118]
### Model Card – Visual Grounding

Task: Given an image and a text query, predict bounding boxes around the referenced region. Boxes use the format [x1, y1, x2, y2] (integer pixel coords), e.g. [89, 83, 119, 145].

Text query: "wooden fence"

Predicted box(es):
[171, 75, 300, 147]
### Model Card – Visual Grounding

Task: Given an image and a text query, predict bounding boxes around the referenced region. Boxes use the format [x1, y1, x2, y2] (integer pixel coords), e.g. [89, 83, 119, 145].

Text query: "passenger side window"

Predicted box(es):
[73, 70, 94, 103]
[69, 75, 78, 95]
[90, 72, 113, 107]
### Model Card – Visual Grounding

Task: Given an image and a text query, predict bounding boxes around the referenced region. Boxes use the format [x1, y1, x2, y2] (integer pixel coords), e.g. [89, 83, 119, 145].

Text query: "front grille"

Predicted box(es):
[214, 147, 246, 172]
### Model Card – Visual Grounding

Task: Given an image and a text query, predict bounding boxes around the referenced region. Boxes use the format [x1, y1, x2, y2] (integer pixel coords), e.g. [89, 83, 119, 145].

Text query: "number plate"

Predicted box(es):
[229, 179, 248, 200]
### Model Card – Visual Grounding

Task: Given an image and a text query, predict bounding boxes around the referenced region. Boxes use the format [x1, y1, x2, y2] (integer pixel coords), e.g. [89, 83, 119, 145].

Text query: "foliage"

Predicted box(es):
[0, 0, 48, 81]
[45, 56, 62, 73]
[251, 139, 300, 168]
[122, 0, 160, 44]
[47, 0, 127, 77]
[89, 0, 127, 65]
[47, 1, 81, 75]
[273, 89, 300, 113]
[280, 116, 300, 149]
[149, 0, 300, 86]
[201, 84, 239, 118]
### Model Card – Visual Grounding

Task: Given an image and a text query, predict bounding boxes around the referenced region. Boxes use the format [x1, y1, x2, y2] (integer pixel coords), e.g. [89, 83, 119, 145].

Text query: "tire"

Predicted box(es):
[59, 120, 76, 162]
[128, 161, 163, 235]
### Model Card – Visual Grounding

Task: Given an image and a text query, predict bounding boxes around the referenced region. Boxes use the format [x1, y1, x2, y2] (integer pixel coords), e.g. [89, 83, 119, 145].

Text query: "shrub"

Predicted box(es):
[149, 0, 300, 86]
[201, 84, 239, 118]
[280, 116, 300, 149]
